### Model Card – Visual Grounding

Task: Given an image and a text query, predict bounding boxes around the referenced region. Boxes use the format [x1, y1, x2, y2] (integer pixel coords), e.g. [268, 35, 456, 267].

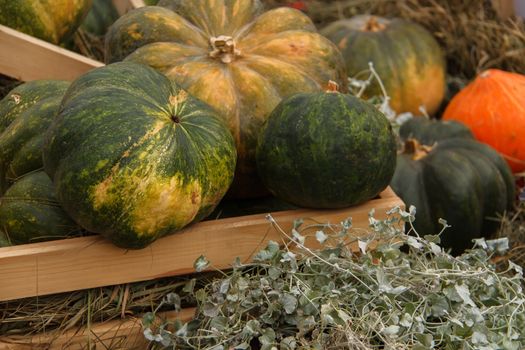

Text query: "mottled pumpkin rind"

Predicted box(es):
[0, 0, 93, 44]
[43, 62, 237, 249]
[321, 15, 446, 116]
[256, 92, 397, 209]
[0, 80, 70, 195]
[0, 171, 79, 245]
[105, 1, 348, 198]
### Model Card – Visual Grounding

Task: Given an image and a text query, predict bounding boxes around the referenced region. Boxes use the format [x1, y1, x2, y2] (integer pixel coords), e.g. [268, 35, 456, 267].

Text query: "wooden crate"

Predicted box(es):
[0, 25, 103, 82]
[0, 187, 402, 302]
[0, 0, 147, 82]
[0, 309, 196, 350]
[0, 188, 403, 349]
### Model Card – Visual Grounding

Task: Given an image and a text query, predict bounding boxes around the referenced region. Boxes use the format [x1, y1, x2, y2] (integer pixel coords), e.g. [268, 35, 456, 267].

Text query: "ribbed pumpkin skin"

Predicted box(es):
[43, 62, 237, 249]
[0, 0, 92, 44]
[399, 117, 473, 145]
[321, 15, 446, 116]
[256, 92, 397, 208]
[391, 134, 515, 254]
[0, 171, 79, 245]
[443, 69, 525, 173]
[105, 1, 348, 198]
[81, 0, 118, 36]
[0, 80, 70, 195]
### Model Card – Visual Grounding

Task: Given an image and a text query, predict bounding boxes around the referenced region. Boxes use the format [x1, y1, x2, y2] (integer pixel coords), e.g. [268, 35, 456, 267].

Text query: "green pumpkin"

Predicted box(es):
[399, 117, 474, 145]
[0, 0, 93, 44]
[81, 0, 119, 36]
[256, 90, 397, 208]
[0, 171, 79, 245]
[0, 80, 70, 195]
[391, 120, 515, 254]
[43, 62, 237, 249]
[321, 15, 446, 116]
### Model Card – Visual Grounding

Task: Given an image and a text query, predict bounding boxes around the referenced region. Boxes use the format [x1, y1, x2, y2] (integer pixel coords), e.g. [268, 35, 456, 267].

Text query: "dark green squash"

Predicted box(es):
[321, 15, 446, 116]
[399, 117, 474, 145]
[256, 90, 397, 208]
[43, 62, 237, 249]
[81, 0, 119, 36]
[391, 120, 515, 254]
[0, 80, 70, 195]
[0, 171, 79, 245]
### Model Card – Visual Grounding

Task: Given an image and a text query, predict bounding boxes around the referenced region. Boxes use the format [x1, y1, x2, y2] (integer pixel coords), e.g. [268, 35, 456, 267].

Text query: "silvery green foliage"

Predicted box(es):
[144, 207, 524, 349]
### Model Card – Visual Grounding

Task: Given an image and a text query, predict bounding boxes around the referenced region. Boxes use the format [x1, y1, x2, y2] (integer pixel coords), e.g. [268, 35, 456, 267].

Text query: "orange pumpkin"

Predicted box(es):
[443, 69, 525, 173]
[105, 1, 348, 198]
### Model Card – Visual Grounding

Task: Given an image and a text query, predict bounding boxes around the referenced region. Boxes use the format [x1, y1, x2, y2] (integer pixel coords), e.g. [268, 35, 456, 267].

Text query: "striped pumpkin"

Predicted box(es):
[43, 62, 237, 249]
[0, 0, 92, 44]
[321, 15, 446, 116]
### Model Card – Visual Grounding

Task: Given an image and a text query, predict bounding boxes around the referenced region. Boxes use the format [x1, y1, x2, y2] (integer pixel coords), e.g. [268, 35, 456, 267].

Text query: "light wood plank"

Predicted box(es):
[0, 25, 103, 82]
[0, 308, 195, 350]
[0, 188, 403, 302]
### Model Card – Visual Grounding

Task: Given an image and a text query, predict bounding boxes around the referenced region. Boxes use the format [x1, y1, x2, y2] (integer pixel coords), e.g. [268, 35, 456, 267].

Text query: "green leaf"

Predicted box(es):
[183, 278, 196, 294]
[455, 284, 476, 307]
[142, 312, 155, 328]
[194, 255, 210, 272]
[281, 293, 298, 314]
[259, 328, 276, 345]
[210, 316, 228, 331]
[202, 302, 219, 318]
[163, 292, 181, 311]
[315, 230, 328, 244]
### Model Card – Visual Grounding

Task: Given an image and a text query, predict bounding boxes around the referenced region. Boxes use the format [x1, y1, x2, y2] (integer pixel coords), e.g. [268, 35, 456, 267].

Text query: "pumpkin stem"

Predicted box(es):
[209, 35, 241, 63]
[404, 139, 433, 160]
[363, 16, 387, 32]
[326, 80, 340, 93]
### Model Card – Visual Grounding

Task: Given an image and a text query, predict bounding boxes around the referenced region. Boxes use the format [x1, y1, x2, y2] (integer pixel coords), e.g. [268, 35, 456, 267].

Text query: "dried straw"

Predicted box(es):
[0, 274, 205, 337]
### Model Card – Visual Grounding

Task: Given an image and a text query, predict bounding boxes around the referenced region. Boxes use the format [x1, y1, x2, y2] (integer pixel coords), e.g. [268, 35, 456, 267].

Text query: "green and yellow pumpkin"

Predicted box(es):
[0, 80, 70, 194]
[321, 15, 446, 116]
[43, 62, 237, 249]
[391, 118, 515, 254]
[256, 89, 397, 208]
[0, 171, 79, 245]
[0, 0, 93, 44]
[0, 80, 80, 245]
[105, 0, 348, 197]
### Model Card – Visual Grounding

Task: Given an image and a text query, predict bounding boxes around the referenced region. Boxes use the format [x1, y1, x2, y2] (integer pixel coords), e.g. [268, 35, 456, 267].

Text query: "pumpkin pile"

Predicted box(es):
[105, 0, 348, 197]
[0, 0, 521, 256]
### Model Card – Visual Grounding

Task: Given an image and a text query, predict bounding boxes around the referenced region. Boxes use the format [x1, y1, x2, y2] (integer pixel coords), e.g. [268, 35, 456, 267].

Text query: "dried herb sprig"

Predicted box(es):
[144, 206, 525, 349]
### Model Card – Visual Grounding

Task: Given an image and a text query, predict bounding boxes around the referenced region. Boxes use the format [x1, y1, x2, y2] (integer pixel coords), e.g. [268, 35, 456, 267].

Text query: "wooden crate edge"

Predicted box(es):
[0, 187, 404, 301]
[0, 308, 196, 350]
[0, 24, 103, 82]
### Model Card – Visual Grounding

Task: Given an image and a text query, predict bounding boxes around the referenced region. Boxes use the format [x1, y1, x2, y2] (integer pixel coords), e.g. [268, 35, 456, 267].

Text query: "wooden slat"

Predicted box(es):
[0, 308, 196, 350]
[0, 188, 403, 302]
[0, 25, 103, 82]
